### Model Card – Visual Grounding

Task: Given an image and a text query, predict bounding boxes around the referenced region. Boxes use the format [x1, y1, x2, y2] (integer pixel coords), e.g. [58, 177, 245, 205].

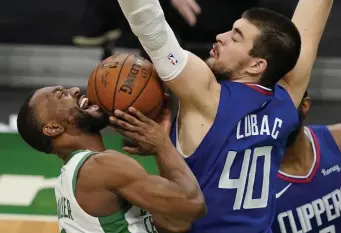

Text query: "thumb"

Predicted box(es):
[123, 146, 144, 155]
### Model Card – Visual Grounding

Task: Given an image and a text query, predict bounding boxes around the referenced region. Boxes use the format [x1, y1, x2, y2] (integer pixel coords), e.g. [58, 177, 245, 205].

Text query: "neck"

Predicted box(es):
[280, 128, 315, 176]
[233, 73, 262, 85]
[53, 133, 105, 162]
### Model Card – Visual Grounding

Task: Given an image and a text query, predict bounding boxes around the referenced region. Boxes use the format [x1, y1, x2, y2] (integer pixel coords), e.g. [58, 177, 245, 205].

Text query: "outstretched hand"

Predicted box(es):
[109, 98, 173, 155]
[171, 0, 201, 26]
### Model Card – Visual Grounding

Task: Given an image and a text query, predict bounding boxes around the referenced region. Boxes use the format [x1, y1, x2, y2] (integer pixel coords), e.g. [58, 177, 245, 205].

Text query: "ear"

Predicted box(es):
[43, 122, 64, 137]
[301, 97, 311, 117]
[247, 58, 267, 75]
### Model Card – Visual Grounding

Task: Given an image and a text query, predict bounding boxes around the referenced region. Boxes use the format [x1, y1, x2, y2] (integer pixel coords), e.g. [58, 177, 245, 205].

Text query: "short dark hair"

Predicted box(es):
[17, 90, 53, 154]
[242, 8, 301, 88]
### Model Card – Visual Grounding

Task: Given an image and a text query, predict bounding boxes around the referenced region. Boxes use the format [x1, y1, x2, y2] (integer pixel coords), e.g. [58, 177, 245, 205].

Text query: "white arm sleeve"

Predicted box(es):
[117, 0, 188, 81]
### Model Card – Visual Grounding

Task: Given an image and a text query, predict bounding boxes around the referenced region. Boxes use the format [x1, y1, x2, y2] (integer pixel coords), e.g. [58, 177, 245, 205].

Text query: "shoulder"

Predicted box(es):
[307, 125, 341, 152]
[91, 150, 134, 165]
[272, 84, 298, 119]
[78, 150, 145, 190]
[274, 84, 295, 103]
[327, 124, 341, 134]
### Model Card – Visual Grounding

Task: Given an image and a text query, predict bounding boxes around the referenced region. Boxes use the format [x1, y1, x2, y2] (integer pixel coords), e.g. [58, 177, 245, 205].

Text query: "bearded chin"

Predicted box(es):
[214, 70, 233, 81]
[206, 58, 233, 81]
[74, 110, 109, 134]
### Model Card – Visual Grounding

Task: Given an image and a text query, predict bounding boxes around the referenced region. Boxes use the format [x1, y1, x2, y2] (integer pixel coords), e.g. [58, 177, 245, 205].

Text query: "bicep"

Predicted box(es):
[96, 152, 201, 218]
[278, 46, 315, 107]
[118, 175, 199, 218]
[165, 52, 220, 112]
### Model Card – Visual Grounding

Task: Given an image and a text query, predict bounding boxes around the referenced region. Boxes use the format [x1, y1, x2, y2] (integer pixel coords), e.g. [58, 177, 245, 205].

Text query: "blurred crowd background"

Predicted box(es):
[0, 0, 341, 129]
[0, 0, 340, 229]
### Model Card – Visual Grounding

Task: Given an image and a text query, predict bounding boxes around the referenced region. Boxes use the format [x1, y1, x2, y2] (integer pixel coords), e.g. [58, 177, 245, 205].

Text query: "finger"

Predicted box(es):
[110, 116, 139, 132]
[188, 0, 201, 14]
[114, 110, 143, 127]
[123, 146, 144, 155]
[116, 127, 137, 139]
[128, 107, 153, 124]
[179, 6, 197, 26]
[116, 128, 144, 142]
[123, 138, 138, 147]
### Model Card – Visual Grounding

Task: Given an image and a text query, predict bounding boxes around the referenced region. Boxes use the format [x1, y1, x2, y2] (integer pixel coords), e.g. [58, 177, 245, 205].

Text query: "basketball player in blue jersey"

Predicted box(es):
[272, 92, 341, 233]
[114, 0, 333, 232]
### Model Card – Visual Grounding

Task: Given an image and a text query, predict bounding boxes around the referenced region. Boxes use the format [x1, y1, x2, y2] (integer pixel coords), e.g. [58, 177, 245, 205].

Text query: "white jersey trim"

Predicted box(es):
[278, 126, 317, 179]
[247, 84, 272, 91]
[175, 103, 190, 158]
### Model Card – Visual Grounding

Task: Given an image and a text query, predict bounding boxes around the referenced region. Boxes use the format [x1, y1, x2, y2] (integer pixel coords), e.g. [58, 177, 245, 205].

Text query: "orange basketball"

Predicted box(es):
[86, 53, 165, 119]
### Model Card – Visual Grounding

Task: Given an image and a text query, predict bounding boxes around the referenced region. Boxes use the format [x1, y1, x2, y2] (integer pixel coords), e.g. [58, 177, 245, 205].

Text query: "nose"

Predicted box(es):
[216, 33, 224, 43]
[69, 87, 80, 97]
[216, 31, 231, 44]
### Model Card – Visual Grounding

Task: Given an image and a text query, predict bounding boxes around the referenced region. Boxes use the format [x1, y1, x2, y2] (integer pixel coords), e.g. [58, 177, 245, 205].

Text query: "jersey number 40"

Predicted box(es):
[219, 146, 272, 210]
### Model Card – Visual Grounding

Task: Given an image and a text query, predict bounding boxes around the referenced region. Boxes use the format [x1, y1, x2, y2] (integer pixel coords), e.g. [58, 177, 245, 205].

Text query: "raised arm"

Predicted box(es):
[91, 150, 205, 221]
[117, 0, 220, 113]
[279, 0, 333, 107]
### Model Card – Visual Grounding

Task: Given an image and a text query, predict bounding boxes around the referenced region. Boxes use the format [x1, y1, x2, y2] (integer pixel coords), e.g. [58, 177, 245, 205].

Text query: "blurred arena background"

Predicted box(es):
[0, 0, 340, 232]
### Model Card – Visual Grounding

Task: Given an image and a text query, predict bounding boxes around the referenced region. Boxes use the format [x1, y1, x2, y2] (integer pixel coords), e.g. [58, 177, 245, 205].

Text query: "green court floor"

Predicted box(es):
[0, 133, 158, 216]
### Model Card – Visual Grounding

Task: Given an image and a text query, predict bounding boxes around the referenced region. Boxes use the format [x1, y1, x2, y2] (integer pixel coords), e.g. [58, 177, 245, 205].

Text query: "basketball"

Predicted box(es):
[86, 53, 165, 119]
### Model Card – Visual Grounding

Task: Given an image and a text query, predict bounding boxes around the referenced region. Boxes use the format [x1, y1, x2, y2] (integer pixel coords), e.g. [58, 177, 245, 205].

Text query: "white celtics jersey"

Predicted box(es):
[55, 150, 158, 233]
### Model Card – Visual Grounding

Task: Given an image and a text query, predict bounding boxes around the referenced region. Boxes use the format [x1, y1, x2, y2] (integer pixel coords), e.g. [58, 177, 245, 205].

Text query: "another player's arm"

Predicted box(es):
[279, 0, 333, 107]
[117, 0, 220, 115]
[328, 124, 341, 151]
[90, 150, 206, 221]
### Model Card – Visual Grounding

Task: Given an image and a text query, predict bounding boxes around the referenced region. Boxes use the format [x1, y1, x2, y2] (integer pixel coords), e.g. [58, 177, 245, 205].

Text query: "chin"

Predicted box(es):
[75, 111, 109, 133]
[206, 57, 215, 68]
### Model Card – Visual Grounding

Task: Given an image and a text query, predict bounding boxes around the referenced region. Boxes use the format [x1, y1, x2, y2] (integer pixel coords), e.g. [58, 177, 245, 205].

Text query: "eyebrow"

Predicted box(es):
[234, 28, 244, 39]
[52, 86, 63, 93]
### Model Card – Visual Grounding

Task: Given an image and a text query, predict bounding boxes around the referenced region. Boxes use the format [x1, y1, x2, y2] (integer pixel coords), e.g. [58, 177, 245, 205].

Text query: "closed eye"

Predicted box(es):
[56, 89, 66, 99]
[57, 91, 63, 99]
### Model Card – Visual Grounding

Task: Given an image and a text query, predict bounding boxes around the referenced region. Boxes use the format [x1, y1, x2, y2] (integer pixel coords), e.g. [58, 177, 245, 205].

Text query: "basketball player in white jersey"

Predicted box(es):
[16, 86, 206, 233]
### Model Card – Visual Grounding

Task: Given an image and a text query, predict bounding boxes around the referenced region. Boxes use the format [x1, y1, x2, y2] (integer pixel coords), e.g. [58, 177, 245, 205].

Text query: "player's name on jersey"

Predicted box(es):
[57, 197, 73, 220]
[276, 188, 341, 233]
[236, 114, 283, 140]
[140, 209, 158, 233]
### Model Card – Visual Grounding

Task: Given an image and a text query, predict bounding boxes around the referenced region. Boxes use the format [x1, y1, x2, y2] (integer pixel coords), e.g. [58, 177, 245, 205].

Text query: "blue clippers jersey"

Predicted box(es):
[272, 126, 341, 233]
[170, 81, 299, 233]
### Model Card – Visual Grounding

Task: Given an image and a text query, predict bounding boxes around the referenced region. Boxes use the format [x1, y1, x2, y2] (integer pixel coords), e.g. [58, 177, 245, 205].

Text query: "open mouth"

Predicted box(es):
[210, 44, 218, 58]
[78, 95, 99, 112]
[79, 95, 89, 109]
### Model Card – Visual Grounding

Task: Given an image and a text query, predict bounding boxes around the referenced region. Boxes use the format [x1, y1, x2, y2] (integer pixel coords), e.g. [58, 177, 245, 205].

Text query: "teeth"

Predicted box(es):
[80, 97, 89, 109]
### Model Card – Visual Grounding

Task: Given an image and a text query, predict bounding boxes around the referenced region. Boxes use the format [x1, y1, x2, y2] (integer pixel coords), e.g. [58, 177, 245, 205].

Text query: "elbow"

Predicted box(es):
[183, 192, 206, 221]
[191, 195, 207, 220]
[166, 198, 206, 233]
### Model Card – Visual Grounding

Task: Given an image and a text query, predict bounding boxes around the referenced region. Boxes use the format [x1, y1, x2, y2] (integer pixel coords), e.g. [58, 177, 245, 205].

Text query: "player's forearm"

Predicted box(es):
[156, 157, 166, 177]
[117, 0, 188, 82]
[281, 0, 333, 106]
[292, 0, 333, 47]
[155, 140, 201, 201]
